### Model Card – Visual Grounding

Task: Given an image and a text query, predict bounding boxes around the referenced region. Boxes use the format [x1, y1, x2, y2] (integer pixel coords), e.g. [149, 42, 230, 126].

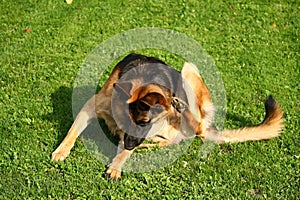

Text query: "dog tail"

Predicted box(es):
[203, 96, 284, 143]
[181, 62, 284, 144]
[51, 95, 96, 161]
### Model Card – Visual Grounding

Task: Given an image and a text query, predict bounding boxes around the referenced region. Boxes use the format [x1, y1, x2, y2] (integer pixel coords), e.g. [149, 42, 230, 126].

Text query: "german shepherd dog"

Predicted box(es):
[52, 54, 283, 179]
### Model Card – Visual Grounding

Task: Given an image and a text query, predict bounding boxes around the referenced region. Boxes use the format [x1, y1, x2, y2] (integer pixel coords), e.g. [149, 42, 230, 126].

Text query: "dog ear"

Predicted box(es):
[126, 84, 168, 105]
[124, 133, 145, 150]
[113, 82, 133, 98]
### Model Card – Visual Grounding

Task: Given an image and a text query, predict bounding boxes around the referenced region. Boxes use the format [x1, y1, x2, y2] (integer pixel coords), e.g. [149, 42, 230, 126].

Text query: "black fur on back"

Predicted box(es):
[117, 53, 167, 78]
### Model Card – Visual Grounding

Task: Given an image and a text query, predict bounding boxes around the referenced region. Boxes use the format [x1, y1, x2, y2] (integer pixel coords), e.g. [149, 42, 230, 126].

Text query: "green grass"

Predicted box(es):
[1, 0, 299, 199]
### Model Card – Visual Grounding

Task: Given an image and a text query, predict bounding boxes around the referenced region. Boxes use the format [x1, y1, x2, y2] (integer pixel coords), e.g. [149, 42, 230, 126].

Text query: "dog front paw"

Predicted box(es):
[106, 166, 121, 180]
[51, 149, 70, 161]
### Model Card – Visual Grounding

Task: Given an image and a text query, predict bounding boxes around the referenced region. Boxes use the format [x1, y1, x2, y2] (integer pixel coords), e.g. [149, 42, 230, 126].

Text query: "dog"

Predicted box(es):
[51, 53, 283, 179]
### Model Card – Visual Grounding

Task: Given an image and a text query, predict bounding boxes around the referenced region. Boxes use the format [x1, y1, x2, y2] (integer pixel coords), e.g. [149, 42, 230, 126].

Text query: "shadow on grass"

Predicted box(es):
[45, 86, 118, 161]
[224, 112, 256, 128]
[45, 86, 73, 144]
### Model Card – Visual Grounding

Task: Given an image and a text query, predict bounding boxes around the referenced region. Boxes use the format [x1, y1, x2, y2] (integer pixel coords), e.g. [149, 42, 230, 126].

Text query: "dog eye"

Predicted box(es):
[138, 101, 150, 111]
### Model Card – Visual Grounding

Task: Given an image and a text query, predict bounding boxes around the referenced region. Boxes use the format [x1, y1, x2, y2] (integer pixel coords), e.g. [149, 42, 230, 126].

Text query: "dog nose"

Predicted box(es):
[136, 119, 151, 127]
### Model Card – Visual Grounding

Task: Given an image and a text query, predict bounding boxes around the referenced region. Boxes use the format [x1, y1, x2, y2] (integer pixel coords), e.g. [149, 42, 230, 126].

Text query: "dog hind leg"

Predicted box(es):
[181, 62, 215, 137]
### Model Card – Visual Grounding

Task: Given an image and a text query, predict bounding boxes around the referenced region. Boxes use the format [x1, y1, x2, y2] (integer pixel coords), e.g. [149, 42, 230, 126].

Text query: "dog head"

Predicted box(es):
[113, 82, 173, 150]
[114, 82, 172, 126]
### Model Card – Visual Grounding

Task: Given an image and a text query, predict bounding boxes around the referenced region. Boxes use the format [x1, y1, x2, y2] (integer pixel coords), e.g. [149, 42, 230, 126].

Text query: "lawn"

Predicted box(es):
[0, 0, 299, 199]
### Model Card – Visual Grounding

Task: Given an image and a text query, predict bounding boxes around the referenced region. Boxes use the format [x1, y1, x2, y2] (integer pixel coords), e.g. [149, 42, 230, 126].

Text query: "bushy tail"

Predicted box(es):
[204, 96, 284, 144]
